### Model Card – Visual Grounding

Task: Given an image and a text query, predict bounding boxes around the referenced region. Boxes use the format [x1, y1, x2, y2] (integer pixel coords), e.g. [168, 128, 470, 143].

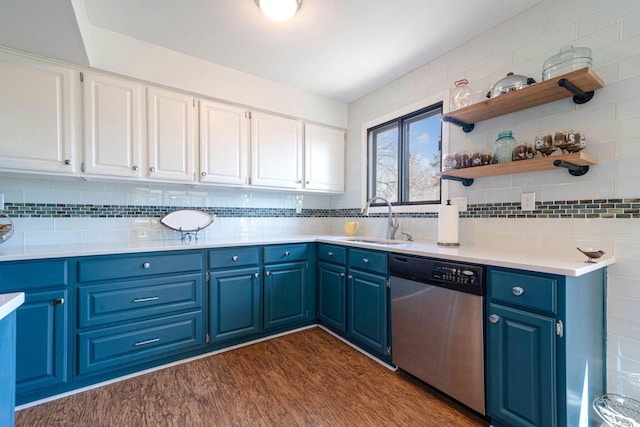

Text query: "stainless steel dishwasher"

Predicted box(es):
[390, 253, 486, 415]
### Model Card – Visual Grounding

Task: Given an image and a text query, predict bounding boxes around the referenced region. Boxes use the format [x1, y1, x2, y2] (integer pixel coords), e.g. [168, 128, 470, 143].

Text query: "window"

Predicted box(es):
[366, 101, 443, 208]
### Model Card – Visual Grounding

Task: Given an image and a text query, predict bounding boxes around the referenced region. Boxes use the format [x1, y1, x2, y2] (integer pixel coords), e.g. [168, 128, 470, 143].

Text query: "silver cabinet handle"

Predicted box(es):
[133, 296, 159, 303]
[363, 258, 369, 264]
[340, 273, 345, 277]
[254, 273, 259, 278]
[266, 271, 271, 276]
[54, 298, 65, 306]
[133, 165, 139, 171]
[232, 255, 239, 261]
[201, 172, 207, 177]
[142, 262, 151, 269]
[328, 251, 333, 256]
[305, 180, 310, 184]
[296, 179, 302, 184]
[347, 275, 353, 280]
[134, 338, 160, 346]
[149, 167, 155, 172]
[512, 286, 525, 296]
[64, 159, 71, 165]
[489, 314, 500, 324]
[284, 251, 290, 256]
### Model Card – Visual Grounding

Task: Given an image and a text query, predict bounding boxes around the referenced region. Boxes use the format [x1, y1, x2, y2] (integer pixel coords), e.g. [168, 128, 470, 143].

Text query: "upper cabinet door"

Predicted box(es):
[83, 72, 145, 178]
[250, 112, 303, 189]
[304, 124, 345, 192]
[147, 87, 196, 182]
[0, 52, 79, 175]
[199, 100, 248, 185]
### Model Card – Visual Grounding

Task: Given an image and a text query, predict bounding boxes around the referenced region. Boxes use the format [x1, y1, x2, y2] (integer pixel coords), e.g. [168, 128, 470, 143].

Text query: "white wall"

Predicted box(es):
[340, 0, 640, 398]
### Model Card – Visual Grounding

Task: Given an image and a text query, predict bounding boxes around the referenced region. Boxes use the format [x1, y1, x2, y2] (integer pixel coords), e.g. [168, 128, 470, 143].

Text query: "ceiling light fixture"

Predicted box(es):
[255, 0, 302, 22]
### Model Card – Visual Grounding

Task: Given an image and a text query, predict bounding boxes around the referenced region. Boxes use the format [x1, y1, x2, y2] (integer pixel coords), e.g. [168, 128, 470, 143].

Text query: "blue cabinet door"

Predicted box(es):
[209, 267, 261, 343]
[0, 311, 17, 427]
[487, 302, 557, 427]
[317, 261, 346, 333]
[347, 269, 388, 357]
[264, 262, 308, 330]
[16, 289, 68, 396]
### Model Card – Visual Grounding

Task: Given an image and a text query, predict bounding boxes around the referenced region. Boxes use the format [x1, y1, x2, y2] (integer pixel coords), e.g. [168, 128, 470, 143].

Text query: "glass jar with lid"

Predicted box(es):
[494, 131, 516, 164]
[450, 79, 473, 111]
[542, 45, 592, 81]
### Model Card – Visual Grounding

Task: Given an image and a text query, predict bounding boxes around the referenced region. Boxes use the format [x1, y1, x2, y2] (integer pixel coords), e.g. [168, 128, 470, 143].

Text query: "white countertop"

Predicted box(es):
[0, 235, 614, 277]
[0, 292, 25, 321]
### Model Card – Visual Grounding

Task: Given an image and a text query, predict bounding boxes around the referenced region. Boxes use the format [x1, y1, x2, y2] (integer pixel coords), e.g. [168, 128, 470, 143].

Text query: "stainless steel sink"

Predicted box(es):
[338, 238, 407, 246]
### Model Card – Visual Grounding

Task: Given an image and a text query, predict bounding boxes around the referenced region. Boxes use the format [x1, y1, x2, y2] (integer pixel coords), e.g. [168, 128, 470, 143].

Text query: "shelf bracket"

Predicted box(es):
[440, 175, 474, 186]
[442, 116, 475, 133]
[557, 78, 595, 104]
[553, 159, 590, 176]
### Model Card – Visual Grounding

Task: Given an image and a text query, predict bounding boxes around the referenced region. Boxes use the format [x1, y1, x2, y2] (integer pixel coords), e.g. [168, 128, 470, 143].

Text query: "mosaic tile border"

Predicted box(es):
[4, 199, 640, 219]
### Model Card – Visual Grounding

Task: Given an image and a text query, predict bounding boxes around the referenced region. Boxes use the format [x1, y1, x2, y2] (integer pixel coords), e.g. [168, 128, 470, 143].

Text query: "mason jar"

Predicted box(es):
[494, 131, 516, 164]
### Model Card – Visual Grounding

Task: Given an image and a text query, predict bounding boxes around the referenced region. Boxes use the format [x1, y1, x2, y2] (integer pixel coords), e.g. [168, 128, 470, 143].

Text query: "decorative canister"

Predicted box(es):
[494, 131, 516, 164]
[450, 79, 473, 111]
[542, 45, 592, 81]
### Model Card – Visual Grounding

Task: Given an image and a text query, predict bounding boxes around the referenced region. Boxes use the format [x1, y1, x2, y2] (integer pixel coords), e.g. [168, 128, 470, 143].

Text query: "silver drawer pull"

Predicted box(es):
[284, 251, 290, 256]
[254, 273, 259, 278]
[142, 262, 151, 269]
[489, 314, 500, 324]
[328, 251, 333, 256]
[363, 258, 369, 264]
[512, 286, 525, 296]
[340, 273, 345, 277]
[54, 298, 65, 306]
[133, 296, 159, 303]
[266, 271, 271, 276]
[134, 338, 160, 346]
[232, 255, 239, 262]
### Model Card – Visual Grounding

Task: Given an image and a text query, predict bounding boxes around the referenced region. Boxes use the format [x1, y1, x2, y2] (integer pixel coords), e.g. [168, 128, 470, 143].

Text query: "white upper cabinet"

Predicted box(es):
[304, 123, 345, 192]
[147, 87, 196, 182]
[199, 100, 248, 186]
[82, 72, 145, 178]
[0, 52, 79, 175]
[250, 112, 303, 189]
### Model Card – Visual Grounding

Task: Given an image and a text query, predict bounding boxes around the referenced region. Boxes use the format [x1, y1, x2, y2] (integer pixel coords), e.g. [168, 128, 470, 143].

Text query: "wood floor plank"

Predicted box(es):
[16, 328, 488, 426]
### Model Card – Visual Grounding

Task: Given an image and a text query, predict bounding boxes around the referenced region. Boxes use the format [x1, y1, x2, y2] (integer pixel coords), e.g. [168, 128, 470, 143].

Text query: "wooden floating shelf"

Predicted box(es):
[438, 152, 598, 186]
[442, 68, 604, 129]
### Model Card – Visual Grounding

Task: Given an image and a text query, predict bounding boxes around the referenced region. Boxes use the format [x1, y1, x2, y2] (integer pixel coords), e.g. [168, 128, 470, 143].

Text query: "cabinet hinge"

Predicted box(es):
[79, 72, 84, 82]
[245, 111, 251, 119]
[246, 177, 251, 185]
[206, 334, 210, 344]
[81, 162, 85, 173]
[386, 346, 391, 356]
[386, 278, 391, 288]
[193, 99, 196, 108]
[556, 320, 564, 337]
[206, 272, 210, 282]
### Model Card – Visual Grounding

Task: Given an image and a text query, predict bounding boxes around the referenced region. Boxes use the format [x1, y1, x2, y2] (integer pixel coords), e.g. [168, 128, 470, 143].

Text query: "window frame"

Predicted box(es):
[360, 91, 450, 214]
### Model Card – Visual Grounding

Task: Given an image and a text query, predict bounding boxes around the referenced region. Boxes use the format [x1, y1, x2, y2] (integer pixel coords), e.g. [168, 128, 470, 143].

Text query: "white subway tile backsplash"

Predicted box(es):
[622, 12, 640, 39]
[577, 0, 640, 37]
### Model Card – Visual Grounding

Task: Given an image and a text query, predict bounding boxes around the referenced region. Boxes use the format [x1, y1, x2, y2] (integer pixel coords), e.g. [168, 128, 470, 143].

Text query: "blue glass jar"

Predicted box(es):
[494, 131, 516, 163]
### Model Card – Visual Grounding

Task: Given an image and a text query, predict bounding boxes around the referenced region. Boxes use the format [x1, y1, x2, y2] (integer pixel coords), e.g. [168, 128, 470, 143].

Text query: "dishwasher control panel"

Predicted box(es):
[432, 264, 481, 285]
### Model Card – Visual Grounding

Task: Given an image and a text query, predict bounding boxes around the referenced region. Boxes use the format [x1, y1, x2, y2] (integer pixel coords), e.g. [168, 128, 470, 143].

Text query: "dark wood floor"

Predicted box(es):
[16, 328, 488, 426]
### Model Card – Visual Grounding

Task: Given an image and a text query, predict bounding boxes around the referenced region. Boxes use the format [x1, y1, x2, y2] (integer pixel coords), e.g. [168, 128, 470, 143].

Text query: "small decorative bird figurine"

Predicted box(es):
[577, 247, 606, 263]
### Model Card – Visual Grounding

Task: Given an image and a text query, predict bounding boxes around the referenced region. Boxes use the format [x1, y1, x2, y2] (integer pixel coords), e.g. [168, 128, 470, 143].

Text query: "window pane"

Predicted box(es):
[373, 124, 398, 203]
[405, 111, 441, 203]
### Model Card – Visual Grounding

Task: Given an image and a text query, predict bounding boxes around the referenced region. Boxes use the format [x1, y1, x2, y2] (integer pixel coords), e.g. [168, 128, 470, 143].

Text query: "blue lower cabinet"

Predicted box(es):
[317, 261, 346, 333]
[209, 267, 261, 343]
[347, 269, 388, 357]
[16, 289, 68, 396]
[0, 311, 17, 427]
[486, 302, 556, 427]
[77, 311, 203, 375]
[264, 262, 308, 330]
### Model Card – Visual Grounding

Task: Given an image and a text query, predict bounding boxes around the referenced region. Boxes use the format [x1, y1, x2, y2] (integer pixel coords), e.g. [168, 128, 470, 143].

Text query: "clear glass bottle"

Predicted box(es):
[494, 131, 516, 164]
[450, 79, 473, 111]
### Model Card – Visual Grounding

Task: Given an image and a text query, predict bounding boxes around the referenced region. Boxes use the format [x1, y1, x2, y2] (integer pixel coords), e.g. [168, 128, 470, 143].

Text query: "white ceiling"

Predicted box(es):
[0, 0, 539, 103]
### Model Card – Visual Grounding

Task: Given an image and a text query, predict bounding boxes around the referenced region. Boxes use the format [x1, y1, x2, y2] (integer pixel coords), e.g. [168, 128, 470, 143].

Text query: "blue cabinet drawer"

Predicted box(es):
[77, 251, 203, 283]
[318, 244, 346, 265]
[77, 311, 203, 375]
[348, 248, 388, 275]
[489, 269, 557, 314]
[264, 244, 307, 264]
[0, 258, 70, 291]
[208, 247, 260, 270]
[77, 273, 203, 328]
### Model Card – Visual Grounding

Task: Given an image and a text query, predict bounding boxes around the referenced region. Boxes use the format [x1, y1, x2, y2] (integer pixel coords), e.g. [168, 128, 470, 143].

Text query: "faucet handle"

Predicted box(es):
[401, 232, 413, 241]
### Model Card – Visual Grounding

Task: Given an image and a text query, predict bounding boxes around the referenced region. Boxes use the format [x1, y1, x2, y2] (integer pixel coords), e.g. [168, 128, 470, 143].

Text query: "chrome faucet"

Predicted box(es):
[363, 196, 399, 240]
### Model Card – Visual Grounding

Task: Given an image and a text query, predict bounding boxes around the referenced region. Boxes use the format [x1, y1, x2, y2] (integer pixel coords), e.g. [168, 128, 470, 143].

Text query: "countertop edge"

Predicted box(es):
[0, 236, 614, 277]
[0, 292, 25, 321]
